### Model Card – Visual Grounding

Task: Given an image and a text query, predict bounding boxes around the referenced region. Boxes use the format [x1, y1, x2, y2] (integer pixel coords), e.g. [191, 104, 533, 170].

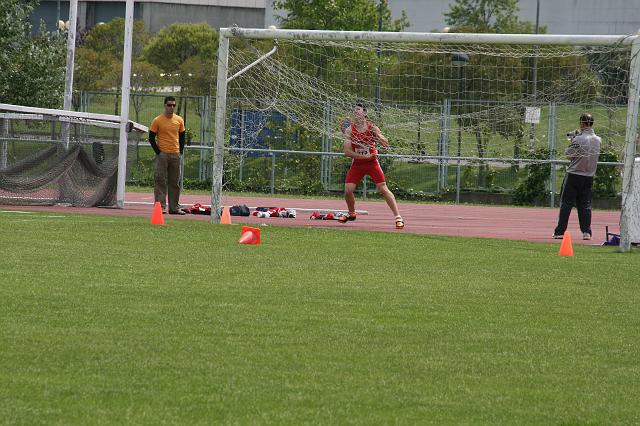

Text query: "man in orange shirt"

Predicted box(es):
[149, 96, 186, 214]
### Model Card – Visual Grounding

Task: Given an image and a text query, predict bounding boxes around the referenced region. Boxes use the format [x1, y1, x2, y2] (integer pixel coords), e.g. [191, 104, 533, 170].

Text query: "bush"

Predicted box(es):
[593, 150, 620, 197]
[513, 149, 551, 205]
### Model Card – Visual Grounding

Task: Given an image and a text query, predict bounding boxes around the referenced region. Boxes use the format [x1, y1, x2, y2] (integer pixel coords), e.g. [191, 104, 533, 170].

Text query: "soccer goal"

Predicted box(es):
[0, 103, 147, 207]
[212, 27, 640, 251]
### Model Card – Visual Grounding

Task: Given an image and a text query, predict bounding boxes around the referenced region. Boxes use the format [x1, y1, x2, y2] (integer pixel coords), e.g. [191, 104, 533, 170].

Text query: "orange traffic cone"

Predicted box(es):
[238, 226, 260, 245]
[150, 201, 165, 225]
[558, 231, 573, 257]
[220, 206, 232, 225]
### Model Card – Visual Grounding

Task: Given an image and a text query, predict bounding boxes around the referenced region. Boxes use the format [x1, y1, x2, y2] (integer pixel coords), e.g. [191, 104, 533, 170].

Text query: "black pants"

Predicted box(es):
[554, 173, 594, 236]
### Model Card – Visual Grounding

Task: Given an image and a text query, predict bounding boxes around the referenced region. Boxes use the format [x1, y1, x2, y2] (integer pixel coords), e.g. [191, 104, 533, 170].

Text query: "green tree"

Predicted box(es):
[271, 0, 409, 108]
[81, 18, 149, 60]
[131, 61, 162, 123]
[142, 23, 218, 73]
[74, 47, 120, 92]
[178, 56, 215, 96]
[273, 0, 409, 31]
[0, 0, 65, 107]
[444, 0, 536, 33]
[443, 0, 553, 187]
[75, 18, 149, 97]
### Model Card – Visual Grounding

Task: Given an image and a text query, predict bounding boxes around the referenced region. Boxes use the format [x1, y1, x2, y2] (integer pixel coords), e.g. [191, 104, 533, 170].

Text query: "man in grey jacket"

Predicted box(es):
[553, 113, 601, 240]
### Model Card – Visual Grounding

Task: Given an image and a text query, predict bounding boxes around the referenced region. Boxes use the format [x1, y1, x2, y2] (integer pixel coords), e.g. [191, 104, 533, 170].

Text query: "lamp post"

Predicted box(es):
[451, 52, 469, 203]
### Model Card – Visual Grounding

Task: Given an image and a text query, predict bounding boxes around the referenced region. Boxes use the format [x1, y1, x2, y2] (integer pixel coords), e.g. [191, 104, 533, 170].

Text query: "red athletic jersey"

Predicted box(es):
[350, 121, 378, 164]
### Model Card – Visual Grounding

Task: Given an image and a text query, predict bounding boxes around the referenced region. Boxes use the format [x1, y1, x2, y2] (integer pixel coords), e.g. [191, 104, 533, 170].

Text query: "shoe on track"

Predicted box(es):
[338, 213, 356, 223]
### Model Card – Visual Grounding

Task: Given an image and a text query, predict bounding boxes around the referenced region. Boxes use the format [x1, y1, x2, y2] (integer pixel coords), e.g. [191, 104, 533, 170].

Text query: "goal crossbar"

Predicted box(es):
[223, 27, 638, 46]
[0, 103, 149, 133]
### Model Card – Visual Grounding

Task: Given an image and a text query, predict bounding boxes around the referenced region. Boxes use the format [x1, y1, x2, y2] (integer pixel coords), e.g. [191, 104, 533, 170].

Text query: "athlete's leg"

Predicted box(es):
[368, 162, 401, 218]
[344, 182, 357, 213]
[376, 182, 401, 217]
[344, 165, 364, 215]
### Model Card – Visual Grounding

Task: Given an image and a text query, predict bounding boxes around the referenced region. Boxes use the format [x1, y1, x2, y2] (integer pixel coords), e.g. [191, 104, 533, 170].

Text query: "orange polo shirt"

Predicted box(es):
[150, 114, 185, 154]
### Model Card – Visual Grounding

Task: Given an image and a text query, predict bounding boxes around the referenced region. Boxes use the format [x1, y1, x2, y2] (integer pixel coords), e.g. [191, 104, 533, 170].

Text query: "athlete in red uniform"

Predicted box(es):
[340, 102, 404, 229]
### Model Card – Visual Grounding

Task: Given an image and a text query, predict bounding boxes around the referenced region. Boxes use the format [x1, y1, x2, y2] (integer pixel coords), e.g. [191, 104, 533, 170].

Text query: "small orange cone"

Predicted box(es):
[150, 201, 165, 225]
[238, 226, 260, 244]
[559, 231, 573, 257]
[220, 206, 232, 225]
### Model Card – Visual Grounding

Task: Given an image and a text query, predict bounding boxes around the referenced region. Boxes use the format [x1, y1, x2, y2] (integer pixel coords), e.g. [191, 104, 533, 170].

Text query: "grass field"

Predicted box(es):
[1, 212, 639, 424]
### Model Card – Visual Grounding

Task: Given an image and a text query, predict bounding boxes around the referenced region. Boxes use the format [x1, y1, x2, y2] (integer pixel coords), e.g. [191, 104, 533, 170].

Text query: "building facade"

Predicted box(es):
[32, 0, 265, 33]
[33, 0, 640, 36]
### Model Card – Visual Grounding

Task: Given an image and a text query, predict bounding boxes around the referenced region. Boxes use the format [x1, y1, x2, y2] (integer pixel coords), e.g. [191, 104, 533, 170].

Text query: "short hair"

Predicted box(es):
[580, 112, 594, 127]
[354, 100, 367, 111]
[164, 96, 176, 105]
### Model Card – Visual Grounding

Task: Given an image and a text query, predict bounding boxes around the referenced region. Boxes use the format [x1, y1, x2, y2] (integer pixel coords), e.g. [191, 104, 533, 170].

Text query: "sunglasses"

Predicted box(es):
[166, 103, 176, 107]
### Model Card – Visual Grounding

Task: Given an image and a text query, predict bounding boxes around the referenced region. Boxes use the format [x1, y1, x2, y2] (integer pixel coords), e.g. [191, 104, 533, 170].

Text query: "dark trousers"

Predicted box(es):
[554, 173, 594, 236]
[154, 152, 181, 212]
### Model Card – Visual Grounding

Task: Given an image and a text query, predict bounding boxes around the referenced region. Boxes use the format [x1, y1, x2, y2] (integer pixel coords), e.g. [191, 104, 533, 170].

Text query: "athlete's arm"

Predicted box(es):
[373, 125, 389, 148]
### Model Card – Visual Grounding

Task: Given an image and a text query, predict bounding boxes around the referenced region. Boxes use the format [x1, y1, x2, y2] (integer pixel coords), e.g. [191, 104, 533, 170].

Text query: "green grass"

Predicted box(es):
[1, 212, 639, 424]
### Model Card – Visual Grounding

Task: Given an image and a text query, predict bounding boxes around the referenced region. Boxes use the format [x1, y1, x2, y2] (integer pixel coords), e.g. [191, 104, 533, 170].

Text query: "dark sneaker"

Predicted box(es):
[338, 213, 356, 223]
[169, 209, 186, 215]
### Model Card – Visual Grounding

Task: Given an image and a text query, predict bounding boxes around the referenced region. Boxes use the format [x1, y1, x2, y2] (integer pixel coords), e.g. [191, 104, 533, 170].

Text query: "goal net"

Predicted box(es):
[213, 28, 640, 249]
[0, 104, 147, 207]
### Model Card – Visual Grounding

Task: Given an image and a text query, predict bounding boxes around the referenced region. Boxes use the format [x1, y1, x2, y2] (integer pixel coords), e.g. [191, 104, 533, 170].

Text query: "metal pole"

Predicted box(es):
[227, 27, 637, 46]
[211, 34, 230, 224]
[56, 0, 61, 32]
[549, 103, 557, 207]
[363, 176, 368, 199]
[62, 0, 78, 149]
[0, 119, 8, 170]
[327, 101, 333, 190]
[375, 0, 383, 117]
[239, 108, 244, 183]
[115, 0, 134, 209]
[321, 102, 327, 188]
[619, 36, 640, 251]
[529, 0, 540, 150]
[270, 152, 276, 194]
[456, 67, 463, 203]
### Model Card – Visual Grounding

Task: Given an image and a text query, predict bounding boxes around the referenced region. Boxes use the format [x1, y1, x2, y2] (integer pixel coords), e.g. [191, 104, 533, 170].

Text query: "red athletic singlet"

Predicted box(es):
[350, 121, 378, 164]
[345, 121, 386, 184]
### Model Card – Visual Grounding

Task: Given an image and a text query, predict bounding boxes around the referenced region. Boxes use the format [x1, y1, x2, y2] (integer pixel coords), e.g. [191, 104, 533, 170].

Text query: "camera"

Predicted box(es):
[566, 129, 580, 139]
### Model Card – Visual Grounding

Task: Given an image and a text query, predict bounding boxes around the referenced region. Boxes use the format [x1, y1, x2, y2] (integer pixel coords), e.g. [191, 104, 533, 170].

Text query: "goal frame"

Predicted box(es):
[211, 27, 640, 252]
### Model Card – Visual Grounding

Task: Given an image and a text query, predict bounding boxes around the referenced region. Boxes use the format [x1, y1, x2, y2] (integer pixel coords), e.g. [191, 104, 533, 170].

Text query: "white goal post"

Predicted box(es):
[0, 103, 149, 133]
[211, 28, 640, 251]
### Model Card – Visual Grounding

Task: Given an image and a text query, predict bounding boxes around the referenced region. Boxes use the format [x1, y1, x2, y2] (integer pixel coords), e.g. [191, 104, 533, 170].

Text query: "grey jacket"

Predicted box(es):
[565, 128, 601, 177]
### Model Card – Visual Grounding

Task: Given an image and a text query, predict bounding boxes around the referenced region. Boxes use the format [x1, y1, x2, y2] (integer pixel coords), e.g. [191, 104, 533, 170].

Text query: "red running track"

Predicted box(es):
[0, 192, 620, 245]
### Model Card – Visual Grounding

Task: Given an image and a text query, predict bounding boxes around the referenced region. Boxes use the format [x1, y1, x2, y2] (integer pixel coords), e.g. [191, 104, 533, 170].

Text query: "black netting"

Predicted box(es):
[0, 116, 129, 207]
